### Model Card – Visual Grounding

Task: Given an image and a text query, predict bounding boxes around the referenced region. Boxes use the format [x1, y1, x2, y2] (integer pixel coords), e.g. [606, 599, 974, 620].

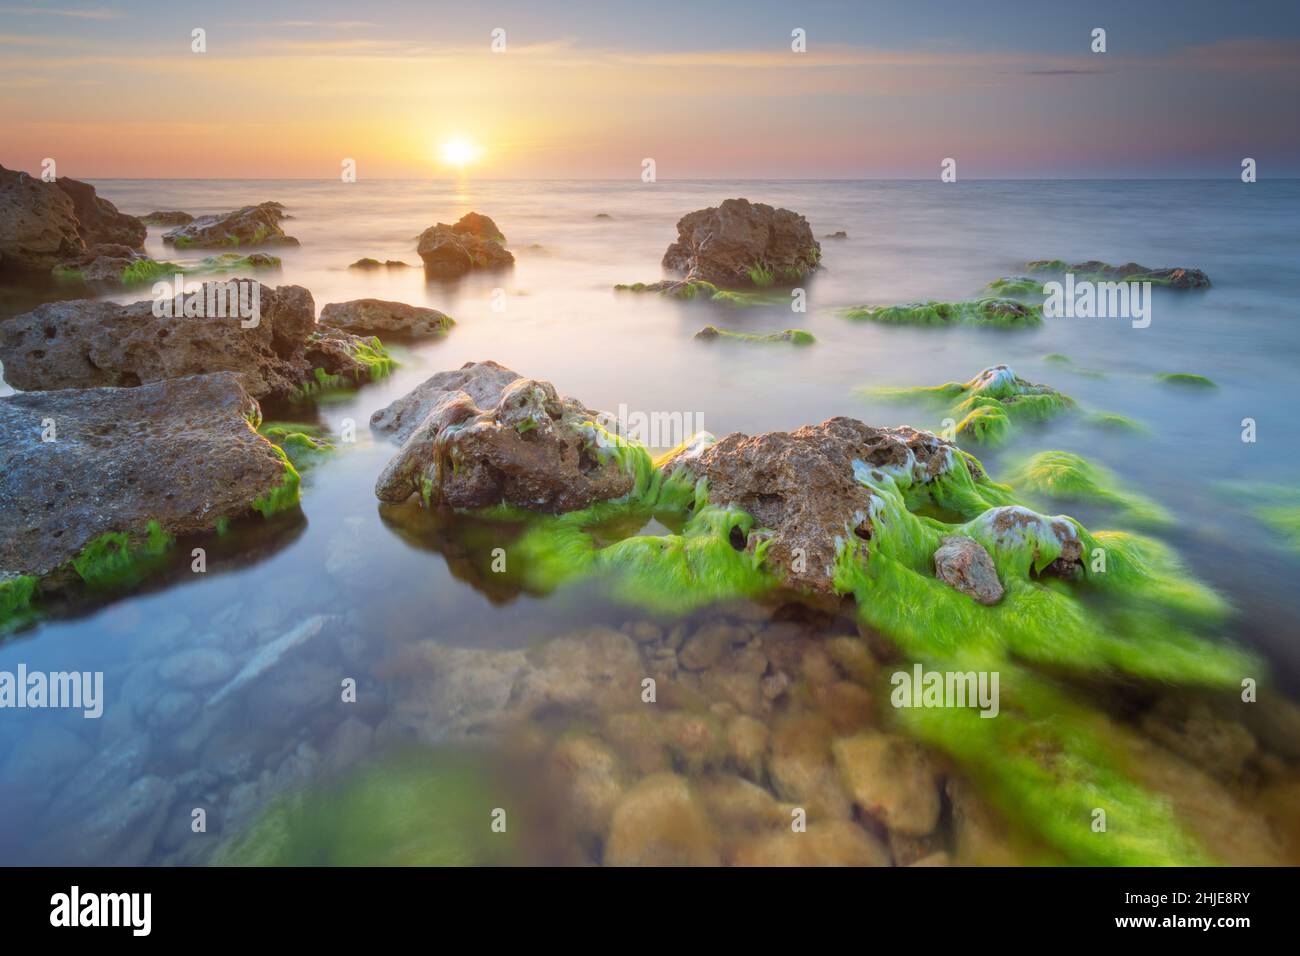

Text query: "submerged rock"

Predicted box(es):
[0, 372, 296, 584]
[162, 201, 297, 249]
[0, 283, 390, 400]
[1027, 259, 1211, 289]
[662, 198, 820, 287]
[0, 164, 144, 274]
[141, 210, 194, 226]
[319, 298, 454, 339]
[659, 417, 958, 594]
[845, 297, 1041, 329]
[695, 325, 814, 345]
[832, 732, 941, 836]
[348, 257, 412, 270]
[933, 536, 1003, 605]
[416, 212, 514, 278]
[603, 773, 721, 866]
[371, 361, 635, 511]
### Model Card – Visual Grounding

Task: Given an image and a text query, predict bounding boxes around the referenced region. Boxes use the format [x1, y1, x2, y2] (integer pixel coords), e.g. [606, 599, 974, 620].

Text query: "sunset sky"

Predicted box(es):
[2, 0, 1298, 179]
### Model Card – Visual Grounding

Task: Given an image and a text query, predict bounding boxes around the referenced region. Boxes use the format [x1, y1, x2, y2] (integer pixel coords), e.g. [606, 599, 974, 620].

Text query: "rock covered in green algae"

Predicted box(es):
[614, 277, 783, 307]
[661, 198, 821, 288]
[1006, 450, 1172, 527]
[0, 282, 391, 401]
[844, 297, 1041, 329]
[867, 364, 1074, 445]
[1157, 371, 1217, 387]
[319, 298, 454, 339]
[694, 324, 814, 345]
[0, 372, 299, 616]
[416, 212, 514, 278]
[371, 360, 639, 512]
[1027, 258, 1211, 289]
[162, 201, 297, 249]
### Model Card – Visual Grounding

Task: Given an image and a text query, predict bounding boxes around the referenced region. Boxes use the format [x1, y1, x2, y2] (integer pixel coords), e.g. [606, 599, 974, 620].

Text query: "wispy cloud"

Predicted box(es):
[0, 4, 122, 19]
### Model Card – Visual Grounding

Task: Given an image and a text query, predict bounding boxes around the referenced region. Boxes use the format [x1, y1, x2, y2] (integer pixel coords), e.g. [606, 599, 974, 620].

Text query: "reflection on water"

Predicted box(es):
[1, 179, 1299, 865]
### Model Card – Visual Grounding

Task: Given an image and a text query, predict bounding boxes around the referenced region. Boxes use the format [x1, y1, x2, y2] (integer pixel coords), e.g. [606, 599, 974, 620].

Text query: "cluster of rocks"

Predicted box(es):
[1026, 258, 1211, 289]
[0, 163, 150, 281]
[162, 201, 297, 249]
[417, 212, 514, 278]
[0, 283, 380, 400]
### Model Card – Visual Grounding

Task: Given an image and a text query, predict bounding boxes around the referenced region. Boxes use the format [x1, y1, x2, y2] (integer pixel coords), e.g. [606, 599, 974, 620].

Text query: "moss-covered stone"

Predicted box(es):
[694, 325, 815, 345]
[1005, 450, 1172, 527]
[844, 297, 1042, 329]
[70, 520, 174, 590]
[1157, 372, 1217, 388]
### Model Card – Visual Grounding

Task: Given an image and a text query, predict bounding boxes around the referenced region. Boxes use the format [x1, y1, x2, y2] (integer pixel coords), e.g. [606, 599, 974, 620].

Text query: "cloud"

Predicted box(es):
[0, 4, 121, 19]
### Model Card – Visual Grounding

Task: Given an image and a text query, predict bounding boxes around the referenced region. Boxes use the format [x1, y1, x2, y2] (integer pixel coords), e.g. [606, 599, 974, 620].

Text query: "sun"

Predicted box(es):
[440, 138, 480, 168]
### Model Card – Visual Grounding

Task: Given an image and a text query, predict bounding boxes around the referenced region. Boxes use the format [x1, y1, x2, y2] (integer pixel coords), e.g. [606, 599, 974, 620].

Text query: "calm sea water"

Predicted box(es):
[1, 179, 1298, 864]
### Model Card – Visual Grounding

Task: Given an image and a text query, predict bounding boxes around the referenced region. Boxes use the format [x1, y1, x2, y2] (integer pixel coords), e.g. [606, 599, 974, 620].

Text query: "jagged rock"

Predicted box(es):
[0, 283, 381, 399]
[416, 212, 514, 277]
[660, 417, 958, 593]
[53, 176, 146, 251]
[933, 535, 1004, 605]
[662, 198, 820, 287]
[0, 372, 293, 579]
[319, 298, 454, 339]
[0, 168, 144, 273]
[371, 360, 634, 511]
[162, 202, 297, 248]
[1027, 259, 1211, 289]
[141, 211, 194, 226]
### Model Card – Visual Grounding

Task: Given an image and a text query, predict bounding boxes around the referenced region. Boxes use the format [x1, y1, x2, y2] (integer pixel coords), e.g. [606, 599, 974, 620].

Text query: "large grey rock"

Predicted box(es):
[0, 372, 292, 579]
[163, 201, 297, 248]
[319, 299, 453, 339]
[662, 198, 820, 287]
[371, 361, 635, 511]
[0, 283, 379, 399]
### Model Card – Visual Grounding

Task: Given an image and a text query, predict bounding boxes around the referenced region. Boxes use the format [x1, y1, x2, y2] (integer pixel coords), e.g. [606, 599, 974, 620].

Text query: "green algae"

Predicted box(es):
[1218, 483, 1300, 555]
[746, 263, 775, 287]
[1087, 412, 1147, 434]
[0, 575, 40, 634]
[259, 422, 334, 469]
[864, 366, 1074, 446]
[615, 279, 786, 308]
[71, 520, 174, 590]
[290, 338, 394, 402]
[1005, 450, 1172, 527]
[1157, 372, 1217, 388]
[696, 325, 815, 345]
[119, 258, 179, 285]
[214, 749, 515, 866]
[192, 253, 281, 274]
[843, 297, 1042, 329]
[982, 276, 1044, 299]
[250, 445, 302, 519]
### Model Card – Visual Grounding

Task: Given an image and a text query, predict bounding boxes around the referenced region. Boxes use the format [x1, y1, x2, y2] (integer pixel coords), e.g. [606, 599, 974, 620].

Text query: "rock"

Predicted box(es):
[0, 164, 85, 272]
[319, 299, 454, 339]
[724, 714, 769, 780]
[822, 230, 848, 240]
[661, 198, 820, 287]
[603, 773, 720, 866]
[393, 626, 642, 739]
[660, 417, 959, 593]
[697, 774, 787, 831]
[0, 283, 384, 399]
[768, 715, 852, 819]
[163, 202, 297, 248]
[946, 776, 1023, 865]
[832, 732, 941, 836]
[371, 361, 635, 512]
[623, 620, 663, 644]
[0, 373, 294, 580]
[53, 176, 146, 251]
[659, 711, 726, 773]
[1028, 259, 1211, 289]
[141, 210, 194, 226]
[549, 733, 626, 834]
[679, 620, 747, 670]
[967, 505, 1083, 578]
[1140, 696, 1257, 781]
[158, 648, 236, 689]
[602, 711, 671, 774]
[208, 615, 332, 708]
[416, 212, 514, 278]
[731, 820, 890, 866]
[933, 535, 1004, 604]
